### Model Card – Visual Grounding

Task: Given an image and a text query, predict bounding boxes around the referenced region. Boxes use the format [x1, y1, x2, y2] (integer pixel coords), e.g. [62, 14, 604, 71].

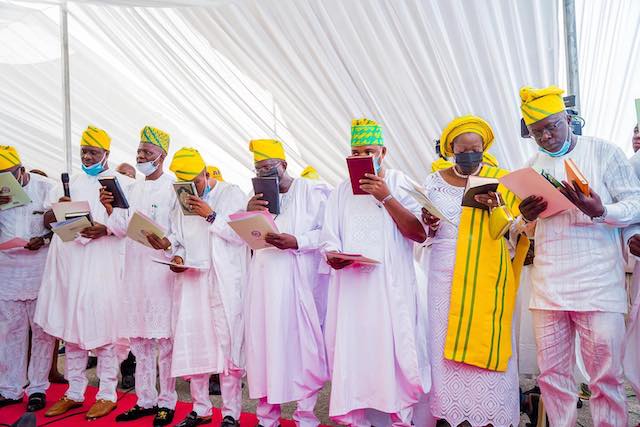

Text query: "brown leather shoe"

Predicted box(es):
[45, 396, 82, 417]
[86, 399, 117, 419]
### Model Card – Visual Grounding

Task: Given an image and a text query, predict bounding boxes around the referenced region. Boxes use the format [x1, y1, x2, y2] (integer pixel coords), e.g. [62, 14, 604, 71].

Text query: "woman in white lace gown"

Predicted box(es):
[422, 116, 520, 427]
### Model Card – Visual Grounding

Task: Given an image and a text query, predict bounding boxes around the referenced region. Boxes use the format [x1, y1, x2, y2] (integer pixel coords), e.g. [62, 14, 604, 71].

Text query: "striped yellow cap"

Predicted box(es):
[140, 125, 170, 153]
[169, 147, 206, 181]
[249, 139, 286, 162]
[206, 165, 224, 182]
[80, 126, 111, 151]
[0, 145, 21, 170]
[520, 85, 566, 126]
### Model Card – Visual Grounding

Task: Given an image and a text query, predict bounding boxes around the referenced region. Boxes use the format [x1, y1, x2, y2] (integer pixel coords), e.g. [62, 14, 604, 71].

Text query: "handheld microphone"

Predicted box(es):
[61, 173, 70, 198]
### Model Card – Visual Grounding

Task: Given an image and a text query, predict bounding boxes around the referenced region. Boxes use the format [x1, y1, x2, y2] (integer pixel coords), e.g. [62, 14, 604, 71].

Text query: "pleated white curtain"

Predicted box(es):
[1, 0, 560, 187]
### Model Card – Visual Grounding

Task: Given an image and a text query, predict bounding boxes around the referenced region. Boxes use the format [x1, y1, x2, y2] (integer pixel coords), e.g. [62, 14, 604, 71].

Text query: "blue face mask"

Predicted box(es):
[201, 182, 211, 199]
[538, 129, 572, 158]
[81, 153, 106, 176]
[373, 156, 382, 175]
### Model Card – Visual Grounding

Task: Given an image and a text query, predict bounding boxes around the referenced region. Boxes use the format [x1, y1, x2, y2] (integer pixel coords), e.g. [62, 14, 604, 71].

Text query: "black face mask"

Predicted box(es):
[454, 151, 483, 174]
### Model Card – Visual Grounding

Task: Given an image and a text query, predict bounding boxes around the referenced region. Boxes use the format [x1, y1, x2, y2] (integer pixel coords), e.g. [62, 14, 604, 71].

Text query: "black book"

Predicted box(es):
[252, 177, 280, 215]
[461, 176, 499, 210]
[98, 176, 130, 209]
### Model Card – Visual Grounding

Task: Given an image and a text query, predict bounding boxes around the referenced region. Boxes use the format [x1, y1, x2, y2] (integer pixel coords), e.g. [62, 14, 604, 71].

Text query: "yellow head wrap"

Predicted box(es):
[80, 126, 111, 151]
[519, 85, 566, 125]
[206, 165, 224, 182]
[169, 147, 206, 181]
[0, 145, 21, 170]
[300, 165, 320, 180]
[140, 125, 170, 153]
[351, 118, 384, 146]
[249, 139, 286, 162]
[440, 115, 495, 158]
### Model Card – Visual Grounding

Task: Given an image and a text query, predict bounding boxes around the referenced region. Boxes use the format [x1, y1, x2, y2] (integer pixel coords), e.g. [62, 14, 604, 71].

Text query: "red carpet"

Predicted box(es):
[0, 383, 331, 426]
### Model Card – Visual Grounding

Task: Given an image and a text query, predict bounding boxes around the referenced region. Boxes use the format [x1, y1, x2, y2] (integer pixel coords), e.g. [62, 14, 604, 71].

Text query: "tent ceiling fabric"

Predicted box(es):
[4, 0, 636, 188]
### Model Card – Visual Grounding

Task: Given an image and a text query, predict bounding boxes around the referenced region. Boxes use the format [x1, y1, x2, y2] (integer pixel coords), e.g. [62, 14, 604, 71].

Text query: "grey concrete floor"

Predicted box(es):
[66, 357, 640, 426]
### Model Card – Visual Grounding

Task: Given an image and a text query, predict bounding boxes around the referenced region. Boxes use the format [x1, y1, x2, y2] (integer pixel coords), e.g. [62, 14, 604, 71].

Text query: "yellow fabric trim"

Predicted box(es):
[444, 166, 529, 372]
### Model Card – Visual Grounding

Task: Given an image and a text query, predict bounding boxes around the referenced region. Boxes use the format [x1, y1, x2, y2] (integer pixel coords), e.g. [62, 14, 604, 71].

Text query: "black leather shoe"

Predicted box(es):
[115, 405, 158, 422]
[221, 416, 239, 427]
[26, 393, 46, 412]
[0, 395, 21, 408]
[174, 411, 211, 427]
[154, 407, 175, 426]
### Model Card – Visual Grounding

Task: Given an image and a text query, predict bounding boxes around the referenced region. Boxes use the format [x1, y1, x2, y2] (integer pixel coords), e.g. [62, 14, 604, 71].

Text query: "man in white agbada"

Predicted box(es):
[0, 146, 56, 413]
[98, 126, 179, 426]
[624, 227, 640, 403]
[321, 119, 427, 427]
[167, 147, 249, 427]
[35, 126, 134, 420]
[244, 139, 330, 427]
[517, 86, 640, 426]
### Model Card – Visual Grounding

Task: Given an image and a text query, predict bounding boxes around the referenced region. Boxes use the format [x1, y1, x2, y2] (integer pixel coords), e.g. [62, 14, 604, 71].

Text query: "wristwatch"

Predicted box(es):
[591, 206, 607, 223]
[205, 211, 217, 224]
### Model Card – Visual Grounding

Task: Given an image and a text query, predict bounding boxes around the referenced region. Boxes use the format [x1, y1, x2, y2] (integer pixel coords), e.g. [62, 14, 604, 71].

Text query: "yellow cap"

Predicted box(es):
[140, 125, 170, 153]
[249, 139, 286, 162]
[169, 147, 206, 181]
[80, 126, 111, 151]
[520, 85, 566, 125]
[0, 145, 21, 170]
[300, 165, 320, 180]
[440, 115, 495, 158]
[206, 165, 224, 182]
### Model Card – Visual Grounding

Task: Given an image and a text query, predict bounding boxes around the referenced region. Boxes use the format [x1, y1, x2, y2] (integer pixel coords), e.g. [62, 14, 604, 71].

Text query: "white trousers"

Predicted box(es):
[532, 310, 627, 427]
[64, 342, 119, 402]
[335, 407, 413, 427]
[257, 391, 319, 427]
[189, 369, 243, 418]
[129, 337, 177, 409]
[0, 299, 55, 399]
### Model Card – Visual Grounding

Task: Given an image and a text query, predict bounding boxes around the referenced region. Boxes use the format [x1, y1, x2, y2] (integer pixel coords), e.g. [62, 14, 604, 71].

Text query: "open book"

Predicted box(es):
[498, 167, 574, 218]
[0, 237, 29, 251]
[227, 210, 280, 250]
[151, 258, 207, 270]
[461, 176, 499, 210]
[127, 211, 167, 248]
[51, 216, 92, 242]
[0, 172, 31, 211]
[327, 251, 381, 266]
[400, 183, 451, 224]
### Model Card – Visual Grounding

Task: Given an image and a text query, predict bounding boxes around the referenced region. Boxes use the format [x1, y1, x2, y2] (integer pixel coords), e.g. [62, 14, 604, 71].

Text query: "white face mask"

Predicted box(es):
[136, 154, 161, 177]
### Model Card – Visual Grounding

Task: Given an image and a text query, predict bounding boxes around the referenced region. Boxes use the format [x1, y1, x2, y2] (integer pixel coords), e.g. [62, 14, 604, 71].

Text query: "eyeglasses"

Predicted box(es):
[254, 161, 281, 174]
[530, 119, 563, 139]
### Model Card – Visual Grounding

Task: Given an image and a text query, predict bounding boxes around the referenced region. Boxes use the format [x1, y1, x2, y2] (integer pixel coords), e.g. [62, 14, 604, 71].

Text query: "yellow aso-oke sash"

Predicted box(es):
[206, 165, 223, 182]
[520, 85, 565, 126]
[249, 139, 286, 162]
[444, 165, 529, 372]
[0, 145, 21, 170]
[440, 116, 494, 158]
[81, 126, 111, 151]
[140, 125, 170, 153]
[300, 165, 320, 180]
[169, 147, 206, 181]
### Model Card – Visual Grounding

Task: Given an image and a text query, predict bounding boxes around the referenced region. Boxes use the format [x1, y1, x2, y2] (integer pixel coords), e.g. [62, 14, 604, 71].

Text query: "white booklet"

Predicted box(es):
[227, 210, 280, 250]
[400, 183, 452, 224]
[51, 217, 92, 242]
[127, 211, 167, 248]
[326, 251, 381, 265]
[52, 201, 92, 222]
[0, 172, 31, 210]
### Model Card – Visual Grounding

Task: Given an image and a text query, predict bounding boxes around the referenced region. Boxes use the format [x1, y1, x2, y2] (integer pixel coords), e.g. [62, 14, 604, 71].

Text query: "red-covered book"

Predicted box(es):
[346, 156, 375, 195]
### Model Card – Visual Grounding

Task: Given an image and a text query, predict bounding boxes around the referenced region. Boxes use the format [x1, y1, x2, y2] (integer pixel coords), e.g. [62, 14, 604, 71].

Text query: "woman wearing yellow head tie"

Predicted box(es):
[420, 116, 528, 426]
